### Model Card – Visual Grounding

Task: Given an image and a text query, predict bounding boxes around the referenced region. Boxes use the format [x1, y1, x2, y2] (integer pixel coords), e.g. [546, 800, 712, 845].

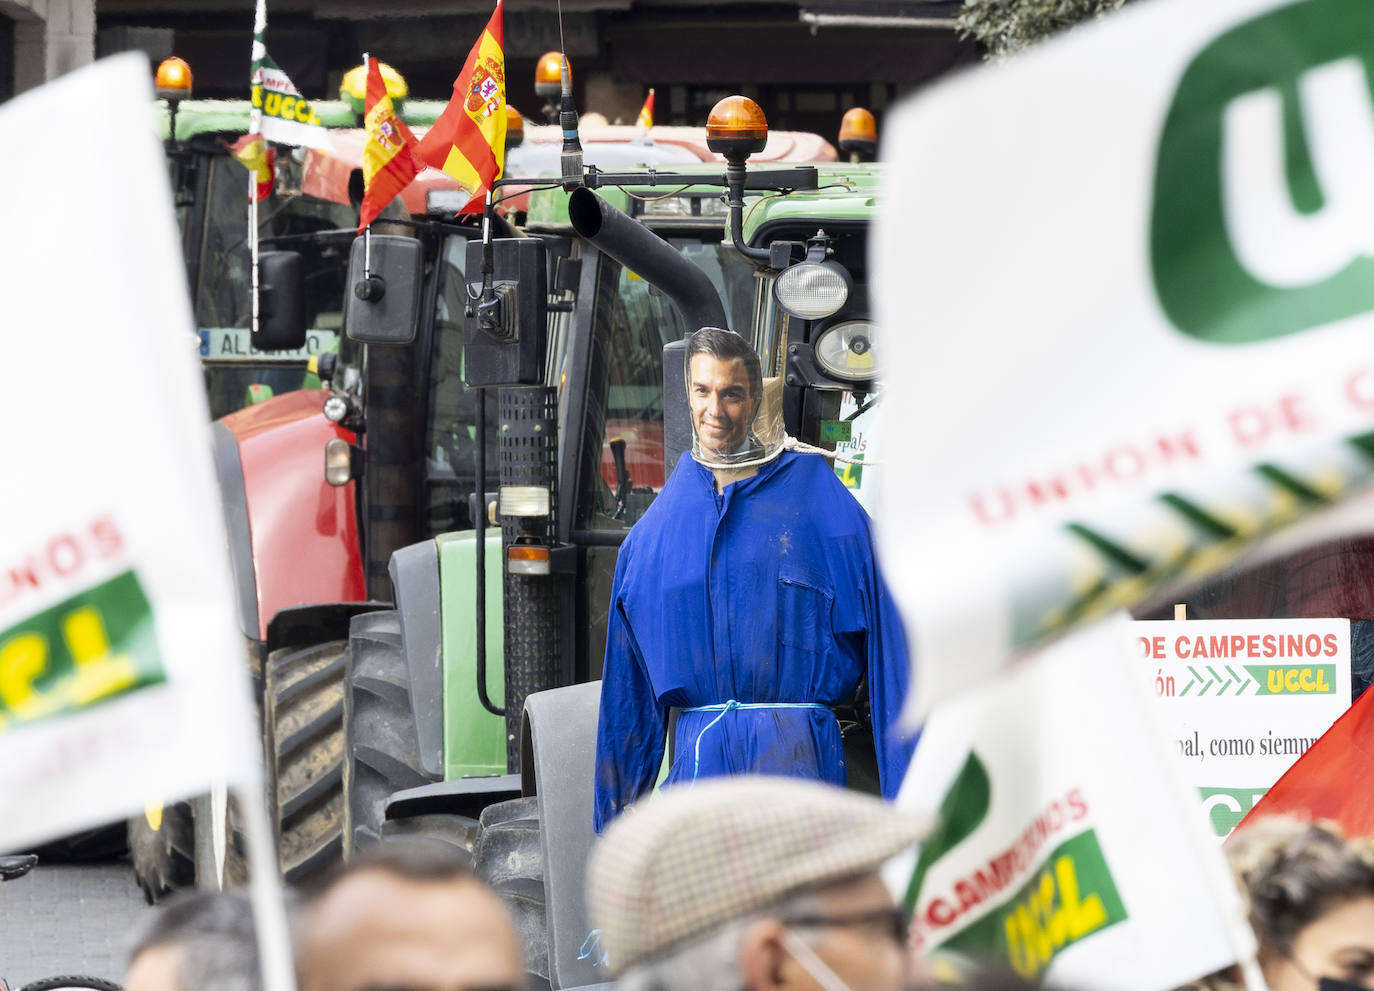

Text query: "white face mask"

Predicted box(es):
[780, 929, 854, 991]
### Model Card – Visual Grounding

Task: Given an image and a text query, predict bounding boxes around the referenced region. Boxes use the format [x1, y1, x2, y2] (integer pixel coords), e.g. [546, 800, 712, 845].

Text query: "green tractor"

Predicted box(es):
[331, 99, 885, 988]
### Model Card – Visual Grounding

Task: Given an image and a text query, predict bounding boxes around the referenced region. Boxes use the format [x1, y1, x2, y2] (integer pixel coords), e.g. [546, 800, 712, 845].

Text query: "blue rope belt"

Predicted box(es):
[680, 699, 831, 783]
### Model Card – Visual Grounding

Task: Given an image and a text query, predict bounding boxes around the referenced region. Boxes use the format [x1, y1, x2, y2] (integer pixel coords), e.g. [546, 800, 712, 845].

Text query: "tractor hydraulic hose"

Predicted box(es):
[725, 160, 772, 265]
[474, 390, 504, 718]
[567, 187, 730, 333]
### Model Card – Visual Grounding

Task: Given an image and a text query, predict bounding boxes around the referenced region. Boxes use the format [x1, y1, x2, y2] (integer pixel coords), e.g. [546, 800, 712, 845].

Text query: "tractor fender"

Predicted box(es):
[389, 540, 445, 779]
[267, 602, 390, 654]
[212, 420, 259, 641]
[521, 682, 608, 991]
[217, 391, 367, 640]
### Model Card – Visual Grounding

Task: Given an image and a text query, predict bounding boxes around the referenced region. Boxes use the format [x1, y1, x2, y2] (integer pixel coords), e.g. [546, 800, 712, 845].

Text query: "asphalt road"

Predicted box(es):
[0, 858, 152, 988]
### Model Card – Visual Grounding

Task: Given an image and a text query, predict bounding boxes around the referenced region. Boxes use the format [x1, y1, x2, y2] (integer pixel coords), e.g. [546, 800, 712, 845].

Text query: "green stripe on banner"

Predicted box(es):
[937, 828, 1128, 981]
[1243, 663, 1336, 694]
[0, 570, 166, 730]
[905, 752, 992, 911]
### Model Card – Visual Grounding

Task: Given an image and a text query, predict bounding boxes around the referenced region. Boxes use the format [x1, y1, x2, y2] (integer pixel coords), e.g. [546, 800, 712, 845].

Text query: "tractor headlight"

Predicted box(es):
[426, 189, 472, 215]
[774, 260, 851, 320]
[499, 485, 551, 517]
[813, 320, 876, 382]
[323, 394, 352, 423]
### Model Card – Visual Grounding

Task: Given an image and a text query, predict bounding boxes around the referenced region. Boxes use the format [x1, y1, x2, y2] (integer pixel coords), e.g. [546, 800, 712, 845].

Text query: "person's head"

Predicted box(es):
[686, 327, 763, 459]
[294, 838, 524, 991]
[1229, 818, 1374, 991]
[586, 776, 928, 991]
[125, 889, 261, 991]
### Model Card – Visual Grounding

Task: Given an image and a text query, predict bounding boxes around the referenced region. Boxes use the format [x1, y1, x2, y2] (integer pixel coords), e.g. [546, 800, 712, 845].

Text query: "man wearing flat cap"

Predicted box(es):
[586, 776, 927, 991]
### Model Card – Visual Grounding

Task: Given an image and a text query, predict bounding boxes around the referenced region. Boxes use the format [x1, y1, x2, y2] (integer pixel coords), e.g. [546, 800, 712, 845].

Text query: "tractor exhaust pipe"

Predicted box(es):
[567, 188, 729, 333]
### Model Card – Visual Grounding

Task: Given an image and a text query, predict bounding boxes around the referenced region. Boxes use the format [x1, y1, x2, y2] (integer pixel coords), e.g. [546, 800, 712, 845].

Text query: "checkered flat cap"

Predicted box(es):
[585, 776, 929, 974]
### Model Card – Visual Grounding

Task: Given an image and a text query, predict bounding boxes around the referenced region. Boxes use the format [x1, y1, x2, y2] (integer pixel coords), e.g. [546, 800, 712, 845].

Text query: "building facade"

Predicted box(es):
[90, 0, 977, 137]
[0, 0, 94, 99]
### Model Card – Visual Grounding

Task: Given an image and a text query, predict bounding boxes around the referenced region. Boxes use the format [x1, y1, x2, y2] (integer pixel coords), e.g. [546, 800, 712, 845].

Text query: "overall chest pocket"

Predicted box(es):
[777, 575, 835, 653]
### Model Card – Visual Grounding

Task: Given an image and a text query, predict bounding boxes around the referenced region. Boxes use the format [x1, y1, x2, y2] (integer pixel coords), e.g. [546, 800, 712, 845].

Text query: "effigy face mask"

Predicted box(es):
[684, 327, 785, 470]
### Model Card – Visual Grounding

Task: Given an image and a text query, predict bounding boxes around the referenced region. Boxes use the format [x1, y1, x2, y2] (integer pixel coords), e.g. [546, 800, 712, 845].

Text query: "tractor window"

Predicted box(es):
[575, 240, 758, 533]
[671, 240, 757, 335]
[576, 256, 673, 533]
[195, 152, 356, 418]
[196, 155, 254, 333]
[424, 232, 500, 535]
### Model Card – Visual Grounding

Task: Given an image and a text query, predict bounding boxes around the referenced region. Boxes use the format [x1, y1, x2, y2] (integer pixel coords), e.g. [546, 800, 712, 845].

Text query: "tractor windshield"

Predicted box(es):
[576, 239, 758, 532]
[194, 151, 355, 418]
[424, 232, 501, 535]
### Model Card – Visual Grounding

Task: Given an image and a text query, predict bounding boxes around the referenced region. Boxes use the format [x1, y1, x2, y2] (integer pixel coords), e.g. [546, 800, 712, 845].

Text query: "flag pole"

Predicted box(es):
[362, 51, 371, 281]
[1116, 614, 1268, 991]
[250, 169, 260, 338]
[250, 0, 268, 340]
[238, 778, 299, 991]
[244, 3, 296, 986]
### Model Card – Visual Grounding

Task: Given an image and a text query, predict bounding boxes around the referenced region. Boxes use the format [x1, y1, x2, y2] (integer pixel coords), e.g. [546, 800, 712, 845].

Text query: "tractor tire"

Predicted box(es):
[129, 802, 194, 904]
[475, 797, 548, 983]
[379, 814, 480, 865]
[342, 611, 431, 859]
[264, 639, 347, 883]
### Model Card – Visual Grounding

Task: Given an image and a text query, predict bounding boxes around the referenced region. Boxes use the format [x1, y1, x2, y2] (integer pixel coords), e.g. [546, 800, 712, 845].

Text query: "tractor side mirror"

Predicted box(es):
[344, 235, 422, 345]
[254, 250, 308, 351]
[463, 238, 548, 387]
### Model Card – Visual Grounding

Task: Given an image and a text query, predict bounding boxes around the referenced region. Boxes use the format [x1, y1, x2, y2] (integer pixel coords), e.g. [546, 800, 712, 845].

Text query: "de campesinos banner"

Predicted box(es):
[888, 619, 1255, 989]
[0, 55, 258, 852]
[874, 0, 1374, 713]
[1133, 618, 1352, 835]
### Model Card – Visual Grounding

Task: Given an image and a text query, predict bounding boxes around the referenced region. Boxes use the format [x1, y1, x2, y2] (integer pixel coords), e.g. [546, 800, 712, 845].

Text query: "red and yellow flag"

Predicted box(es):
[230, 134, 275, 202]
[359, 55, 420, 232]
[636, 88, 655, 129]
[417, 0, 505, 215]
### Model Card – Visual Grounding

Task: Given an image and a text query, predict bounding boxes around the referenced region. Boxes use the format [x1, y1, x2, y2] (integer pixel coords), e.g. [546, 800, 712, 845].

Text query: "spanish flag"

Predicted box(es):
[637, 88, 655, 129]
[417, 0, 505, 214]
[358, 54, 421, 233]
[229, 134, 275, 202]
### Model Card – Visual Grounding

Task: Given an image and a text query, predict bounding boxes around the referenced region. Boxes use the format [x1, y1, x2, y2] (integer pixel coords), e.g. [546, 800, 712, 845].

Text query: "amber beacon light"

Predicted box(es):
[339, 61, 408, 117]
[155, 56, 193, 101]
[706, 95, 769, 160]
[535, 52, 566, 98]
[505, 105, 525, 149]
[838, 107, 877, 162]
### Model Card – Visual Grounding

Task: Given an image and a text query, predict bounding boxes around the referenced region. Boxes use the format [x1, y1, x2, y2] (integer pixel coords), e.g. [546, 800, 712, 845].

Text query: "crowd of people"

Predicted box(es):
[118, 774, 1374, 991]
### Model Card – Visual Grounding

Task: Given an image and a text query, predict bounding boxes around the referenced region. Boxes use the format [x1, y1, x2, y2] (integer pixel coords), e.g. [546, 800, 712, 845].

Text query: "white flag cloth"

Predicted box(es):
[873, 0, 1374, 716]
[0, 54, 259, 852]
[250, 0, 333, 150]
[887, 617, 1256, 989]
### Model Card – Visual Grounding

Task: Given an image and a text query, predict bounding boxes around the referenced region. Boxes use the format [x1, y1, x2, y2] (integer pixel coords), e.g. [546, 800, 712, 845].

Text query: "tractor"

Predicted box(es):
[326, 96, 885, 989]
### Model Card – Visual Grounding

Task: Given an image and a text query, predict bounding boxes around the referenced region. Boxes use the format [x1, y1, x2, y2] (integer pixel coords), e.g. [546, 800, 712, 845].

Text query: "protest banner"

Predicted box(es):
[873, 0, 1374, 715]
[889, 618, 1257, 989]
[1133, 618, 1352, 835]
[0, 55, 292, 989]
